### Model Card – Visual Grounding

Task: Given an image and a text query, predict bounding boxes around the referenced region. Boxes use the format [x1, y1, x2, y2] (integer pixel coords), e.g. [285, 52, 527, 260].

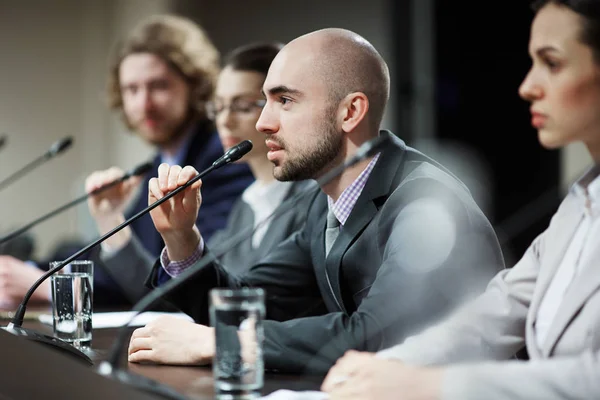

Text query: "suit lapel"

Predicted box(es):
[529, 197, 582, 323]
[324, 136, 407, 311]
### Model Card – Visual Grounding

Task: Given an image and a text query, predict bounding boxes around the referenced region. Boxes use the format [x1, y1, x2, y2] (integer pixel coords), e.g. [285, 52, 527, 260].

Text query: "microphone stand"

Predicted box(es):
[96, 133, 391, 398]
[0, 136, 73, 192]
[3, 141, 253, 369]
[0, 161, 153, 245]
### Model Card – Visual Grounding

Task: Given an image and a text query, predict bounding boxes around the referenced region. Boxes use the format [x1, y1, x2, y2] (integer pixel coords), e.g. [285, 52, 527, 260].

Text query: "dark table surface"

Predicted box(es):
[4, 307, 323, 399]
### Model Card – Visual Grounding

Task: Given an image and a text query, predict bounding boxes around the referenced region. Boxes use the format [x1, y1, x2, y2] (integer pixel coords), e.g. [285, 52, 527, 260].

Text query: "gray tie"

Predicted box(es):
[325, 208, 340, 257]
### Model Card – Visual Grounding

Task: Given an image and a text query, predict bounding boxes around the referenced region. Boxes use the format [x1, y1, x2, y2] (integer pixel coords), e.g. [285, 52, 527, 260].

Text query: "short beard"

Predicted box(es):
[129, 108, 195, 148]
[275, 116, 343, 181]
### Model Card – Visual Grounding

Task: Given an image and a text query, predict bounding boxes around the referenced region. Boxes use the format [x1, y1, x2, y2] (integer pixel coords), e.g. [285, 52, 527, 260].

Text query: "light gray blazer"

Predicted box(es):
[378, 185, 600, 400]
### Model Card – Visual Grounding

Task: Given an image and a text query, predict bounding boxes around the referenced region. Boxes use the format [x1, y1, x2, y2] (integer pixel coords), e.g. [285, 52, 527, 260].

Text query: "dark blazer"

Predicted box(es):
[94, 119, 254, 305]
[148, 130, 505, 374]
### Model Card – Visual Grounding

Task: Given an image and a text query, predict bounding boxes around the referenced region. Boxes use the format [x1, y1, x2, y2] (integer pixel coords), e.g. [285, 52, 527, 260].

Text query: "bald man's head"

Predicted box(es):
[284, 28, 390, 131]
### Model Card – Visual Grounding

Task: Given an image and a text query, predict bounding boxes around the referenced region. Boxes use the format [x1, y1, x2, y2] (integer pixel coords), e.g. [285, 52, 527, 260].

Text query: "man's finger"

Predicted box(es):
[148, 178, 164, 203]
[128, 349, 156, 363]
[128, 337, 153, 354]
[157, 163, 170, 191]
[167, 165, 183, 192]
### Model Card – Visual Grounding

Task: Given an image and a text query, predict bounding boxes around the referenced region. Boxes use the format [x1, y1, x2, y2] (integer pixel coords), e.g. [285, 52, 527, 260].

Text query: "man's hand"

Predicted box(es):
[149, 163, 203, 261]
[85, 167, 142, 250]
[128, 316, 214, 365]
[322, 350, 442, 400]
[0, 255, 50, 307]
[85, 166, 142, 222]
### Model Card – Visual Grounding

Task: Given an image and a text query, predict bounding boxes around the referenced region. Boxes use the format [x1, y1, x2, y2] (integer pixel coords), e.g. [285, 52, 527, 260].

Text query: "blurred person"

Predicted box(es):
[322, 1, 600, 399]
[126, 28, 504, 373]
[82, 15, 254, 305]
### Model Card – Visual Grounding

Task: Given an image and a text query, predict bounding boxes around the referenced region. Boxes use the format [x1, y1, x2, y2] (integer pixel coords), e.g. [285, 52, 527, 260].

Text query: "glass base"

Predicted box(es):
[215, 389, 261, 400]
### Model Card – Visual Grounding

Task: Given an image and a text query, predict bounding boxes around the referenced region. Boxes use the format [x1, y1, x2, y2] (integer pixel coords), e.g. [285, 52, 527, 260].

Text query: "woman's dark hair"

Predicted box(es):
[223, 42, 285, 75]
[532, 0, 600, 60]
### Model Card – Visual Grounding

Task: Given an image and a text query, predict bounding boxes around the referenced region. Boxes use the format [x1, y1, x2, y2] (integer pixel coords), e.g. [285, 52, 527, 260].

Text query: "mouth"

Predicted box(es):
[266, 140, 284, 162]
[530, 111, 547, 129]
[141, 118, 161, 129]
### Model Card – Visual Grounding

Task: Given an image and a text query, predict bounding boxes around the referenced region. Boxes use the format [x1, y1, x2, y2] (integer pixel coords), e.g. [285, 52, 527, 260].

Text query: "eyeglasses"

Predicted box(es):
[206, 98, 266, 120]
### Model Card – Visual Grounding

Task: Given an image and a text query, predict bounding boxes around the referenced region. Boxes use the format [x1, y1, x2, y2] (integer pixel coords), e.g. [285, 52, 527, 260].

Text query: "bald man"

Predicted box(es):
[127, 28, 504, 374]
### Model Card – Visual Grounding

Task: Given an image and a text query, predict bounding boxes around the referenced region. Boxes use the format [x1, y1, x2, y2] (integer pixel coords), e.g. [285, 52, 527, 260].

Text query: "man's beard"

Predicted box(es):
[274, 117, 343, 182]
[130, 109, 195, 148]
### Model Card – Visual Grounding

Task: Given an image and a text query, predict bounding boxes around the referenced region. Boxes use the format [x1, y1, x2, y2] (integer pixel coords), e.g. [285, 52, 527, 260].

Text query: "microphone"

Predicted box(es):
[0, 136, 73, 192]
[3, 140, 253, 370]
[96, 133, 392, 398]
[0, 161, 153, 245]
[213, 140, 253, 168]
[0, 134, 7, 151]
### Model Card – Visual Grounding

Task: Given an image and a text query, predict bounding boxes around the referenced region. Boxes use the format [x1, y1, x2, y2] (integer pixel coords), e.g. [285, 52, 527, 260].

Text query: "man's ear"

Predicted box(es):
[338, 92, 369, 133]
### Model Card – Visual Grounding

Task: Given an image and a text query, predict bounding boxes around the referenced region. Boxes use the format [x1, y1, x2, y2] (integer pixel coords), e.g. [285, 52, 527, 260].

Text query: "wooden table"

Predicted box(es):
[13, 313, 323, 399]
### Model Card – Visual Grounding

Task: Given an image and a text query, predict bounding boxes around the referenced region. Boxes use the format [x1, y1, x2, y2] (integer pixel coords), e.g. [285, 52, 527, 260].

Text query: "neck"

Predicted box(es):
[588, 141, 600, 164]
[320, 131, 378, 201]
[320, 156, 373, 202]
[247, 156, 277, 183]
[159, 122, 194, 158]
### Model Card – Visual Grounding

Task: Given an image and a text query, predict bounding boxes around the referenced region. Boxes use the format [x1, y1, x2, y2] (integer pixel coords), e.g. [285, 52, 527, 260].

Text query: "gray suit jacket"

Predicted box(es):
[378, 181, 600, 399]
[148, 131, 505, 374]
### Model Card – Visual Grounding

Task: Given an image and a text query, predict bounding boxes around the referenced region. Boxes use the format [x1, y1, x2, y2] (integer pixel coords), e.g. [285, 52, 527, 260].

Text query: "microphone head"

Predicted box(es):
[213, 140, 253, 168]
[48, 136, 73, 156]
[129, 161, 153, 177]
[226, 140, 253, 162]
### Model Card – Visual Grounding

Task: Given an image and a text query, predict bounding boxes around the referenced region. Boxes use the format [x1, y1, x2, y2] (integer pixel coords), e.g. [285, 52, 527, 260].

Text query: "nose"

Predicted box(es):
[141, 88, 154, 111]
[255, 103, 278, 134]
[518, 67, 543, 102]
[217, 108, 236, 130]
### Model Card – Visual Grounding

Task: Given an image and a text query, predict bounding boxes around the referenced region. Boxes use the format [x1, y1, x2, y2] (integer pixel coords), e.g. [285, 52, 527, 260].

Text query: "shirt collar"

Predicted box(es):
[327, 152, 381, 226]
[158, 126, 196, 166]
[571, 164, 600, 214]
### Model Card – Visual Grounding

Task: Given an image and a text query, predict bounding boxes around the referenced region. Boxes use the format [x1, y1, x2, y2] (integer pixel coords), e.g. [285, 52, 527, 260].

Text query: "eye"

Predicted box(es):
[150, 79, 170, 91]
[279, 96, 291, 105]
[542, 57, 560, 71]
[122, 84, 137, 95]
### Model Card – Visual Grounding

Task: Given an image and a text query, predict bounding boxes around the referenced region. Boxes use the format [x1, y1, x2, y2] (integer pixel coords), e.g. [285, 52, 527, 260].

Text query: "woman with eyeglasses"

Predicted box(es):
[205, 42, 318, 273]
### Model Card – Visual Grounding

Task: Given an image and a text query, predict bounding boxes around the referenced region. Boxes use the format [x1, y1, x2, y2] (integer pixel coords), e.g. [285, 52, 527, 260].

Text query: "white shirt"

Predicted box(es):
[242, 179, 293, 248]
[535, 166, 600, 349]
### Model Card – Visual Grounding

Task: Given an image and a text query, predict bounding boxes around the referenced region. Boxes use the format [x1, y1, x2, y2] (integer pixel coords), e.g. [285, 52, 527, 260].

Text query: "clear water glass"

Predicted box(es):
[50, 260, 93, 349]
[210, 287, 265, 399]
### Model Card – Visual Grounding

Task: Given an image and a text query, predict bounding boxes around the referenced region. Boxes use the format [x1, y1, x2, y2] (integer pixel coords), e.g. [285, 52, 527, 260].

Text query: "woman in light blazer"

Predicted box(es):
[321, 1, 600, 399]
